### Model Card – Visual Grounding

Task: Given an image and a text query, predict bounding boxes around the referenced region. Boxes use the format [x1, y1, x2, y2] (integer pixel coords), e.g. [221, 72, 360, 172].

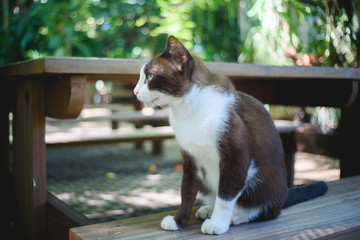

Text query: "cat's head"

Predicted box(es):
[134, 36, 195, 106]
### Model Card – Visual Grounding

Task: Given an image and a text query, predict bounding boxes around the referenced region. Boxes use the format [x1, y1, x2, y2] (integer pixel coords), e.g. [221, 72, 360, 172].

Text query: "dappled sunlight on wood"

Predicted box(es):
[294, 152, 340, 185]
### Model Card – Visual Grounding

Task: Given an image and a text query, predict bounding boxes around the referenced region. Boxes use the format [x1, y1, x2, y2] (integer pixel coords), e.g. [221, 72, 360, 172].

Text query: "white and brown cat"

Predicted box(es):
[133, 36, 327, 235]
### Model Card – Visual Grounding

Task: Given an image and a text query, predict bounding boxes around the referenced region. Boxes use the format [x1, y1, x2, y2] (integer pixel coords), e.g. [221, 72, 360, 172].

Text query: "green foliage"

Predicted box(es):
[0, 0, 359, 67]
[239, 0, 359, 67]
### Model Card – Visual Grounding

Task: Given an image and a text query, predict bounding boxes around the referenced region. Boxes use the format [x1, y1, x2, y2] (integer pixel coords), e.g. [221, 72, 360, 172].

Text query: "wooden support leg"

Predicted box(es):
[1, 83, 12, 237]
[152, 140, 163, 155]
[12, 79, 46, 240]
[280, 131, 296, 187]
[134, 122, 144, 150]
[340, 92, 360, 178]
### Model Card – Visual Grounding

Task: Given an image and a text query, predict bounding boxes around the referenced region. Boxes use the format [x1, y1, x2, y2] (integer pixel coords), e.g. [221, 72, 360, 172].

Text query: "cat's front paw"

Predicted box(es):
[160, 215, 181, 231]
[201, 218, 229, 235]
[196, 205, 213, 220]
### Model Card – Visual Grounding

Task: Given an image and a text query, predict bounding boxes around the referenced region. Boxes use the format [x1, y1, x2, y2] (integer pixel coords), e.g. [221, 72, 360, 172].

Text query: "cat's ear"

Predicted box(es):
[164, 36, 194, 76]
[165, 36, 186, 56]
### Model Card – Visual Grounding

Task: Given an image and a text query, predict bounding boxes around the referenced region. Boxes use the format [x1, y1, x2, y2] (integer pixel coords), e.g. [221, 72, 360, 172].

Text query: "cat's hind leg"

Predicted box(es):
[231, 204, 261, 225]
[195, 193, 215, 220]
[195, 205, 213, 220]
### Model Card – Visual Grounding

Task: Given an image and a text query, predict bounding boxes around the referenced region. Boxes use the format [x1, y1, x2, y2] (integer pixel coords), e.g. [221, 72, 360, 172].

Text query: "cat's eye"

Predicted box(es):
[146, 73, 154, 81]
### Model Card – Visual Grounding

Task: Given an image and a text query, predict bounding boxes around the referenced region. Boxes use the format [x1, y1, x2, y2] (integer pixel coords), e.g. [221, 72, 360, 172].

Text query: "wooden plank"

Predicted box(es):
[45, 127, 175, 147]
[0, 58, 45, 76]
[46, 75, 86, 119]
[45, 121, 296, 146]
[70, 176, 360, 240]
[207, 62, 360, 80]
[12, 79, 46, 240]
[47, 191, 94, 240]
[46, 110, 169, 123]
[2, 58, 359, 107]
[1, 57, 359, 81]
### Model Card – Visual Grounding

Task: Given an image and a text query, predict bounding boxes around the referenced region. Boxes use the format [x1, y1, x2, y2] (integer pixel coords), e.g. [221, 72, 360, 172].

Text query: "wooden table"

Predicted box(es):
[1, 57, 360, 240]
[70, 175, 360, 240]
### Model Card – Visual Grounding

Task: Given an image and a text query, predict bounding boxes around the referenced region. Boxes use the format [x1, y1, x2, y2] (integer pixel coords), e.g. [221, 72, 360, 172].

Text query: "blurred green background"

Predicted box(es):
[1, 0, 359, 67]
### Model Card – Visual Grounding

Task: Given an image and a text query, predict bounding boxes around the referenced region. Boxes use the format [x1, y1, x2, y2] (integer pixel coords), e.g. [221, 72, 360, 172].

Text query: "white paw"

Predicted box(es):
[196, 206, 213, 220]
[201, 218, 229, 235]
[160, 215, 181, 231]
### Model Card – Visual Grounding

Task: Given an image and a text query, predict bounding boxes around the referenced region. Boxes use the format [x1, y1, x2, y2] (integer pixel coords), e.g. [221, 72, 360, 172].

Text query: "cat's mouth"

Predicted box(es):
[142, 97, 160, 107]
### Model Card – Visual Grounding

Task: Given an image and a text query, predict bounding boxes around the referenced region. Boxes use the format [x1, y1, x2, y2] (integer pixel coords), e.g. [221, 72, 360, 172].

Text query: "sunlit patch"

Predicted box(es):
[141, 174, 164, 186]
[119, 188, 181, 208]
[142, 107, 155, 116]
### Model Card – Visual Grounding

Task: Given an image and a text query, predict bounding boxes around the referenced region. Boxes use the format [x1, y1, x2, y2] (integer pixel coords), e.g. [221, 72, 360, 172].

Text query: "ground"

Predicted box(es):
[47, 139, 339, 223]
[46, 105, 340, 223]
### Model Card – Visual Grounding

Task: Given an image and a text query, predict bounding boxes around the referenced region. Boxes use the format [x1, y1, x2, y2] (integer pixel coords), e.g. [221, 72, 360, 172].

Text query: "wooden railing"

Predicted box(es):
[1, 57, 359, 240]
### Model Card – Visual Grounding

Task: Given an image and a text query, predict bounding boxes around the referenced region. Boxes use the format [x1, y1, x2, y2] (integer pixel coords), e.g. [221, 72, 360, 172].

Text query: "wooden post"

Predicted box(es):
[280, 131, 296, 187]
[12, 79, 46, 240]
[340, 81, 360, 178]
[0, 82, 12, 237]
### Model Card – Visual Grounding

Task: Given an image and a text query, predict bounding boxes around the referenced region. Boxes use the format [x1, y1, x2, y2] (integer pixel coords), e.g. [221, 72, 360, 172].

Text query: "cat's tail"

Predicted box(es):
[283, 181, 328, 208]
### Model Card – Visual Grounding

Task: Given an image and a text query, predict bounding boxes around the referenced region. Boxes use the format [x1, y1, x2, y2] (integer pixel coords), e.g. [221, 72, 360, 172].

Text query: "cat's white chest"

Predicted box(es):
[169, 85, 235, 160]
[169, 86, 235, 192]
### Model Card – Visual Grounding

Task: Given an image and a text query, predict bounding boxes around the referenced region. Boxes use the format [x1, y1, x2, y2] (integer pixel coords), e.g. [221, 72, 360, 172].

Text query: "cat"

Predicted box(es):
[133, 36, 327, 235]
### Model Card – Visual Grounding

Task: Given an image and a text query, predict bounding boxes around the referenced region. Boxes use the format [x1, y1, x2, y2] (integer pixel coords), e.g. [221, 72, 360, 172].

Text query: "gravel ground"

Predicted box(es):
[46, 107, 340, 223]
[47, 140, 183, 222]
[46, 139, 340, 223]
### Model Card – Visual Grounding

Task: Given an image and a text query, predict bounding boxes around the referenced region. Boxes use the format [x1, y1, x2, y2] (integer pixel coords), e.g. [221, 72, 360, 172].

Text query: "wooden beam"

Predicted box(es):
[45, 127, 175, 147]
[339, 81, 360, 177]
[12, 79, 46, 240]
[47, 191, 94, 240]
[1, 57, 359, 83]
[232, 79, 355, 107]
[46, 75, 86, 119]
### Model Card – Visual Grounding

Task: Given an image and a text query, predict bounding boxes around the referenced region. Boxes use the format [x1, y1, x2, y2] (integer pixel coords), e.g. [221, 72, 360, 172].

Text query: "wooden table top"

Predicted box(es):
[1, 57, 359, 81]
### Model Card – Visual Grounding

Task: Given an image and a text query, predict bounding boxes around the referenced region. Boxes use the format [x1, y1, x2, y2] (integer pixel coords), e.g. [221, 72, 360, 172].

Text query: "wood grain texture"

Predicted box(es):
[0, 81, 12, 236]
[46, 75, 86, 119]
[2, 57, 359, 107]
[1, 57, 359, 81]
[45, 127, 175, 147]
[46, 109, 169, 123]
[47, 191, 94, 240]
[70, 176, 360, 240]
[12, 79, 46, 240]
[44, 121, 296, 146]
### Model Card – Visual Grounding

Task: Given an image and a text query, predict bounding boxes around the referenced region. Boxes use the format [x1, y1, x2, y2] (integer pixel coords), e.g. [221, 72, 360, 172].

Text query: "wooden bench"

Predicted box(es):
[46, 126, 174, 155]
[46, 109, 169, 126]
[47, 111, 299, 186]
[46, 108, 299, 160]
[46, 109, 170, 154]
[1, 57, 359, 240]
[69, 175, 360, 240]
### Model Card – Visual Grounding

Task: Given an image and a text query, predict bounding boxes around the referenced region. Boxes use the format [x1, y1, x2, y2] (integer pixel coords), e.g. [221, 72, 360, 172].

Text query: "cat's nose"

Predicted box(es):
[134, 89, 139, 96]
